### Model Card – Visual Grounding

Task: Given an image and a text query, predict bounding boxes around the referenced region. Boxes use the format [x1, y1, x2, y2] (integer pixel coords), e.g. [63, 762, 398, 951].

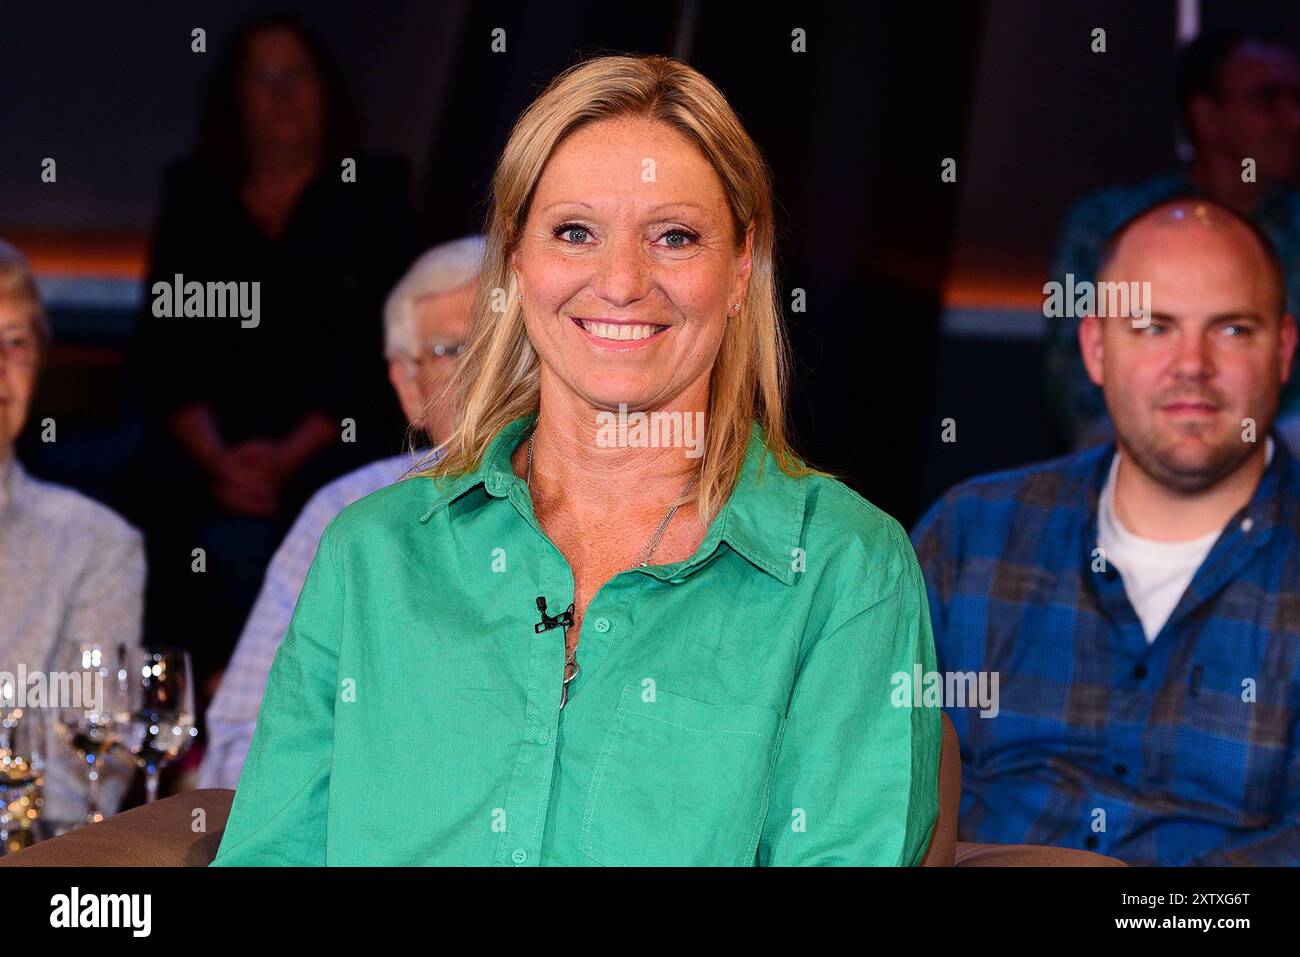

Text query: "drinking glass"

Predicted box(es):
[51, 641, 125, 825]
[114, 647, 197, 803]
[0, 702, 44, 855]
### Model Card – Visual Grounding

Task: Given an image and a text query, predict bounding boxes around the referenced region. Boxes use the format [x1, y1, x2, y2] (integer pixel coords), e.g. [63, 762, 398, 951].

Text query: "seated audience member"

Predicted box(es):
[913, 198, 1300, 865]
[197, 236, 484, 790]
[0, 241, 143, 829]
[128, 12, 417, 688]
[1048, 27, 1300, 450]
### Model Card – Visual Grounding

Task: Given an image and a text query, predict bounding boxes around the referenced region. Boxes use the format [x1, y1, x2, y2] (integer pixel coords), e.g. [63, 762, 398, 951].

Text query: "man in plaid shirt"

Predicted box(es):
[913, 197, 1300, 865]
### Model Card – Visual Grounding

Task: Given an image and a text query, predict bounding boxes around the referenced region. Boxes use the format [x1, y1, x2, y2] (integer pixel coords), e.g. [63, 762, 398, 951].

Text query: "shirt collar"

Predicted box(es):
[420, 414, 536, 514]
[710, 422, 807, 585]
[1088, 432, 1292, 550]
[1242, 433, 1291, 547]
[418, 414, 807, 586]
[1099, 437, 1276, 543]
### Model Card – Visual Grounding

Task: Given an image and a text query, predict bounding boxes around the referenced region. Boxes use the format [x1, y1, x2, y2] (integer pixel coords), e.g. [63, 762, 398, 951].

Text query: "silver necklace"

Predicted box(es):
[525, 428, 698, 708]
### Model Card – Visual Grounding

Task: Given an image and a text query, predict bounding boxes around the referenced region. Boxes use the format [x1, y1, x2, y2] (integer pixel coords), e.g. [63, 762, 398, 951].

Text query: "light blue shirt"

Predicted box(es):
[0, 455, 144, 825]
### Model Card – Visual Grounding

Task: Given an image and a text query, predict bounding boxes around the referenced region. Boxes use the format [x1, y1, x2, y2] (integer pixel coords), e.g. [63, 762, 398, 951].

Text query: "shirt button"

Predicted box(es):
[538, 729, 549, 744]
[1085, 835, 1099, 850]
[1114, 763, 1128, 777]
[1133, 665, 1147, 680]
[593, 617, 610, 633]
[511, 848, 527, 864]
[1242, 517, 1254, 533]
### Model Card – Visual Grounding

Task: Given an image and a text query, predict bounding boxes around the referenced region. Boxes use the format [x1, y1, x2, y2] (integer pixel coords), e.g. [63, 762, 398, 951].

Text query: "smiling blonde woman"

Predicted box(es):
[213, 53, 940, 867]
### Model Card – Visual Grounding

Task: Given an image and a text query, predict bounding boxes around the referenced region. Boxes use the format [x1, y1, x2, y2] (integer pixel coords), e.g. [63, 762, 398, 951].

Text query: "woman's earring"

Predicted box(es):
[730, 303, 740, 314]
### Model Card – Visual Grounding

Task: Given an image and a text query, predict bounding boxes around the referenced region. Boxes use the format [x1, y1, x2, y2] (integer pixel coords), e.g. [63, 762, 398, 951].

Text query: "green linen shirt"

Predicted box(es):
[211, 414, 940, 866]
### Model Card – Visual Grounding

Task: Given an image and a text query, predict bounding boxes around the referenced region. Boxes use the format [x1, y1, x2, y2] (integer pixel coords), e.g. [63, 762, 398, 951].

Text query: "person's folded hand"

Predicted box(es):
[212, 472, 278, 517]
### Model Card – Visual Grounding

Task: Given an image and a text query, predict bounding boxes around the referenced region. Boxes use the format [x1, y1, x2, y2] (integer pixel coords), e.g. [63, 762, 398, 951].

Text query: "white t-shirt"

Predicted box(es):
[1097, 439, 1273, 642]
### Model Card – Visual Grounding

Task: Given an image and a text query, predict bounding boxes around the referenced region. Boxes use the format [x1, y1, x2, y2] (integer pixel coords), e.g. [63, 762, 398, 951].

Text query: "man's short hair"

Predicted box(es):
[383, 235, 486, 360]
[1095, 194, 1288, 320]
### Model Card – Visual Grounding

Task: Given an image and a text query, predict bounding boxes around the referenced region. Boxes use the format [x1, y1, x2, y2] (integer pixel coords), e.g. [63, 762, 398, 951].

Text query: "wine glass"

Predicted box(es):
[114, 647, 197, 803]
[0, 701, 45, 855]
[51, 641, 126, 825]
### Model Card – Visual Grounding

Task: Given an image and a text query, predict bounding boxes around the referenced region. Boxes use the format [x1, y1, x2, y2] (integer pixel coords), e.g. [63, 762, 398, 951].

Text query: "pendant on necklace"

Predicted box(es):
[560, 659, 580, 709]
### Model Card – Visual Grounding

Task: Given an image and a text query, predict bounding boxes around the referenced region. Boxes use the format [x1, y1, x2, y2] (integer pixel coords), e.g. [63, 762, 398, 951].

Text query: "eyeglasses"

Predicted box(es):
[411, 341, 463, 362]
[0, 328, 38, 368]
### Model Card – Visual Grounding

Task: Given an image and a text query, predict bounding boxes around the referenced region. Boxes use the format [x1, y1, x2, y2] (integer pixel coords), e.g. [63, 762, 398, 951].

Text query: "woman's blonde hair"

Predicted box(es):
[421, 52, 813, 521]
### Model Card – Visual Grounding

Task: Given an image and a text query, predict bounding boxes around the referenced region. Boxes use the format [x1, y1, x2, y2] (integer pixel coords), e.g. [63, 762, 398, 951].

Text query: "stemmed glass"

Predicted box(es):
[114, 647, 197, 803]
[51, 640, 124, 825]
[0, 699, 45, 855]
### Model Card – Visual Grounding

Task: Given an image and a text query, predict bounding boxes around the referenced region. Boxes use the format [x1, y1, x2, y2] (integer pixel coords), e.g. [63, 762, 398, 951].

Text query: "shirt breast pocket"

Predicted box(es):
[579, 685, 785, 866]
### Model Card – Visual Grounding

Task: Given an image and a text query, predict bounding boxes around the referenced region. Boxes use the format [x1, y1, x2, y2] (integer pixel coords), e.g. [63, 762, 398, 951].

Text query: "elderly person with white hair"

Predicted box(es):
[197, 235, 485, 790]
[0, 240, 145, 831]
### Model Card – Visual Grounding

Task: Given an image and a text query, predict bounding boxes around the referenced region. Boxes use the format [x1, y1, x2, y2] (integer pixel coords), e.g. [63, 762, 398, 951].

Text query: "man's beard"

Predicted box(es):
[1113, 386, 1270, 494]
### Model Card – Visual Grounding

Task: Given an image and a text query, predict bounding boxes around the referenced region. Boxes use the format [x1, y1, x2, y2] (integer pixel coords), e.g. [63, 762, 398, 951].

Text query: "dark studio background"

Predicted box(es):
[416, 1, 984, 526]
[3, 0, 1298, 593]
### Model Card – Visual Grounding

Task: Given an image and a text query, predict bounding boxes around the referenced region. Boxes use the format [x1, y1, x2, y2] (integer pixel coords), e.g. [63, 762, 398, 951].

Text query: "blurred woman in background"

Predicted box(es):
[127, 12, 417, 689]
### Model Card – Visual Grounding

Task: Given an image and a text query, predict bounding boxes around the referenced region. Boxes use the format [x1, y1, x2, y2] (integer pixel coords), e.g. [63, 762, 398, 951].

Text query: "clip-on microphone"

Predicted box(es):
[534, 596, 575, 634]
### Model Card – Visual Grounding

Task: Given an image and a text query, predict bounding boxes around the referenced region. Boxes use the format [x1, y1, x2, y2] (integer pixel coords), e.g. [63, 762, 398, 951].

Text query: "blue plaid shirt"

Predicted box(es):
[911, 439, 1300, 865]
